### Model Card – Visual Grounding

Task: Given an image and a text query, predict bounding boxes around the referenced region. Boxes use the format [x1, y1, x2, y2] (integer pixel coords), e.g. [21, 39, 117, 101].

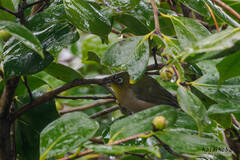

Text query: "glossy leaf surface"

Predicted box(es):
[40, 112, 99, 159]
[44, 62, 82, 82]
[110, 105, 177, 140]
[64, 0, 111, 41]
[102, 36, 149, 82]
[0, 21, 43, 57]
[177, 86, 208, 133]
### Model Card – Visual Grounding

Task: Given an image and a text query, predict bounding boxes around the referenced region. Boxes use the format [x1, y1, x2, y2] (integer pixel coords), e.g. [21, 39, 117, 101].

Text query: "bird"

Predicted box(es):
[109, 72, 179, 114]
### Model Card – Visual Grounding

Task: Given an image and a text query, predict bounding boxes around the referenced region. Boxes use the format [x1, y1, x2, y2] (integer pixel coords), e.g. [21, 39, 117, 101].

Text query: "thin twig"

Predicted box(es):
[0, 6, 17, 16]
[211, 0, 240, 22]
[231, 114, 240, 128]
[147, 63, 165, 71]
[23, 76, 33, 102]
[90, 105, 120, 119]
[55, 95, 114, 100]
[150, 0, 161, 36]
[206, 3, 219, 32]
[59, 99, 115, 115]
[111, 28, 129, 38]
[23, 0, 48, 9]
[153, 135, 190, 159]
[101, 85, 116, 98]
[59, 132, 150, 160]
[89, 138, 104, 144]
[108, 132, 149, 145]
[145, 71, 160, 75]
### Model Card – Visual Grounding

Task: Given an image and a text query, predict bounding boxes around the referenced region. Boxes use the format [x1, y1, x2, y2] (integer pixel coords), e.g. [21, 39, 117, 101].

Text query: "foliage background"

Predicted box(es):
[0, 0, 240, 159]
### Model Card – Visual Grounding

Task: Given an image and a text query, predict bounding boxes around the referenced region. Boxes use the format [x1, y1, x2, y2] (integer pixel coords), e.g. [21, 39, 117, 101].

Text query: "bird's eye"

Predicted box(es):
[116, 77, 124, 84]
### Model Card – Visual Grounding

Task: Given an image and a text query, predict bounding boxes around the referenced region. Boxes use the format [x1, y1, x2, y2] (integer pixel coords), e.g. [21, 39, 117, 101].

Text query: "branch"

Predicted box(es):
[211, 0, 240, 22]
[23, 76, 33, 101]
[13, 65, 165, 121]
[58, 132, 150, 160]
[13, 78, 109, 121]
[0, 77, 20, 117]
[90, 105, 120, 119]
[0, 6, 17, 17]
[55, 95, 114, 100]
[23, 0, 48, 9]
[153, 135, 190, 159]
[59, 99, 115, 115]
[150, 0, 161, 36]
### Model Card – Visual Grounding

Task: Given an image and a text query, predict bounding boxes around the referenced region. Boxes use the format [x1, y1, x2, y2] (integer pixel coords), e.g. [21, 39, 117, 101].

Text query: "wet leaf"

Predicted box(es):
[168, 16, 210, 48]
[203, 0, 240, 27]
[101, 36, 149, 82]
[177, 86, 208, 133]
[193, 60, 240, 104]
[105, 0, 140, 11]
[154, 131, 226, 155]
[15, 90, 59, 160]
[40, 112, 99, 159]
[86, 145, 161, 158]
[44, 62, 82, 82]
[182, 28, 240, 62]
[0, 21, 43, 57]
[114, 14, 150, 35]
[64, 0, 111, 41]
[3, 39, 53, 78]
[110, 105, 177, 140]
[217, 50, 240, 84]
[27, 4, 79, 55]
[208, 103, 240, 128]
[178, 0, 210, 17]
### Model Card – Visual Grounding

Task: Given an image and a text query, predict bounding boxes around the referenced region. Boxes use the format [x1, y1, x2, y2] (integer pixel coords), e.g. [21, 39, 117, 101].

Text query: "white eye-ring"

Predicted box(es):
[116, 77, 124, 84]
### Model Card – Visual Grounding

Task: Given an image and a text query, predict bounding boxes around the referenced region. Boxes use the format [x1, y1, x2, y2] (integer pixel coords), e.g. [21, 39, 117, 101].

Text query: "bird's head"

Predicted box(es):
[109, 72, 130, 98]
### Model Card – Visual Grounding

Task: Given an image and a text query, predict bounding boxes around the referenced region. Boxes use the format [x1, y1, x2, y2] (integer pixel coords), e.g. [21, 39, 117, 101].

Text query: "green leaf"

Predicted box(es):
[114, 14, 150, 35]
[217, 50, 240, 84]
[40, 112, 99, 159]
[0, 21, 43, 57]
[177, 86, 208, 133]
[169, 16, 210, 48]
[15, 91, 59, 160]
[193, 60, 240, 104]
[110, 105, 177, 140]
[178, 0, 210, 17]
[0, 0, 15, 21]
[3, 39, 53, 78]
[44, 62, 82, 82]
[27, 4, 79, 55]
[203, 0, 240, 27]
[208, 103, 240, 128]
[15, 76, 47, 96]
[105, 0, 140, 11]
[101, 36, 149, 82]
[64, 0, 111, 41]
[182, 28, 240, 62]
[86, 145, 161, 158]
[154, 131, 226, 155]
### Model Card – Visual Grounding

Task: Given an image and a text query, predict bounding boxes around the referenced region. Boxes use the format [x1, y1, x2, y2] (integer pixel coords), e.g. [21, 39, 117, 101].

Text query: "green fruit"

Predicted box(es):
[159, 66, 174, 81]
[0, 30, 11, 41]
[152, 116, 166, 131]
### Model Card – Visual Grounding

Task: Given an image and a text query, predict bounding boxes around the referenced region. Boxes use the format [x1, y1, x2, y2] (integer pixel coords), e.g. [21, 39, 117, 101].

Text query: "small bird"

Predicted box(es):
[109, 72, 179, 114]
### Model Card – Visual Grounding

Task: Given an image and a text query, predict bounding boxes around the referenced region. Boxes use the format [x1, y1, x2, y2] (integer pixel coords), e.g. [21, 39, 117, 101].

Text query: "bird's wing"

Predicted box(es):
[130, 75, 179, 108]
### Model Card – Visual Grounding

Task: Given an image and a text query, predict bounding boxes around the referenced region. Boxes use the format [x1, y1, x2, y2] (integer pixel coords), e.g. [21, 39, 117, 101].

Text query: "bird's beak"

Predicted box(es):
[102, 78, 112, 85]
